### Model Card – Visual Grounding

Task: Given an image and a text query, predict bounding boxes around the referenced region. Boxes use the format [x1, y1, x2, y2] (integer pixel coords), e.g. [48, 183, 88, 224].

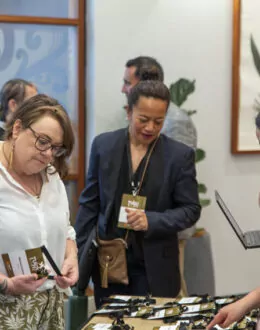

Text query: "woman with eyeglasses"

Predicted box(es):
[0, 94, 78, 329]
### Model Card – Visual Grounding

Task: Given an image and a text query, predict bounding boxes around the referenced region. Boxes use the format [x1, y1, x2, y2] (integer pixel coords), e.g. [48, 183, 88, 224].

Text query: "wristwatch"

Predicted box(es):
[0, 278, 8, 295]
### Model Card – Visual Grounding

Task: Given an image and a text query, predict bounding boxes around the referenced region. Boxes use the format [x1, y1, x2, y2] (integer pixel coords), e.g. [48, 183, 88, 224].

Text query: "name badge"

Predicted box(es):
[117, 193, 147, 229]
[2, 247, 46, 277]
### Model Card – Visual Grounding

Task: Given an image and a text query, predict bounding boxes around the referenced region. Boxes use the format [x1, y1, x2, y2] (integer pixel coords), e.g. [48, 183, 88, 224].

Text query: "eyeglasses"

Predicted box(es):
[28, 126, 67, 157]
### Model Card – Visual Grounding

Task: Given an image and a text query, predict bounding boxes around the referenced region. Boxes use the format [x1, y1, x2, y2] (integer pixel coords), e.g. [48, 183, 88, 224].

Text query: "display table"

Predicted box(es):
[81, 297, 175, 329]
[82, 314, 173, 330]
[79, 294, 258, 330]
[80, 296, 209, 330]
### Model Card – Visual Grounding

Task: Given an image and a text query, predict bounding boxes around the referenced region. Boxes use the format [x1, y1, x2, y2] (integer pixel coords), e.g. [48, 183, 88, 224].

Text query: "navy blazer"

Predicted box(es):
[0, 127, 5, 141]
[75, 128, 201, 297]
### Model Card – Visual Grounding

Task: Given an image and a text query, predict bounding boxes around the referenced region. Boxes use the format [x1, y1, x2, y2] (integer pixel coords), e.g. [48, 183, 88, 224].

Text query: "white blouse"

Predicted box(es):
[0, 157, 76, 292]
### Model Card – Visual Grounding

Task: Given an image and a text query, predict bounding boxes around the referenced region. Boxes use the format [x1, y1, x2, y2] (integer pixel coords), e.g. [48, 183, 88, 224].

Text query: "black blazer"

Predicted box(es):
[75, 128, 201, 297]
[0, 126, 5, 141]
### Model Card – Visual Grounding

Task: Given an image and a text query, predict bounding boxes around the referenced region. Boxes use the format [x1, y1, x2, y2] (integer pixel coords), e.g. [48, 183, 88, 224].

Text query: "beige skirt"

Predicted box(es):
[0, 288, 65, 330]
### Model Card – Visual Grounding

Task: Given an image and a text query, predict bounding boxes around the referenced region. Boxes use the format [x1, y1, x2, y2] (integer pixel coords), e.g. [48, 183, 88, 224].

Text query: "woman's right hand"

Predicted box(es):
[5, 274, 47, 295]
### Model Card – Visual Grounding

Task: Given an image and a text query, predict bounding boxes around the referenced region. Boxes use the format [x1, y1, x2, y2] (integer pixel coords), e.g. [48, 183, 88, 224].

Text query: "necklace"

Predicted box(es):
[1, 142, 42, 199]
[12, 168, 41, 199]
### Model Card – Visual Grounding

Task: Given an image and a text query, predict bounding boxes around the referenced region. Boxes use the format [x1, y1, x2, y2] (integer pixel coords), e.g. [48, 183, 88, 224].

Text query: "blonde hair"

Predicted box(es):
[5, 94, 75, 178]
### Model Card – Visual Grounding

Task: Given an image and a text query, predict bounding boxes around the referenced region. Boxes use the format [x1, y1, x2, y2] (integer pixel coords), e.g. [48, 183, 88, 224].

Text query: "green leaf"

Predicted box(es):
[186, 110, 197, 116]
[250, 34, 260, 77]
[195, 148, 205, 163]
[169, 78, 196, 107]
[198, 182, 211, 207]
[200, 198, 211, 207]
[198, 183, 207, 194]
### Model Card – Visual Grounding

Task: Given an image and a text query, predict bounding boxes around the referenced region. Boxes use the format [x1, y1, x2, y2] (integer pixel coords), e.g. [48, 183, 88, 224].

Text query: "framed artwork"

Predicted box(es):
[232, 0, 260, 153]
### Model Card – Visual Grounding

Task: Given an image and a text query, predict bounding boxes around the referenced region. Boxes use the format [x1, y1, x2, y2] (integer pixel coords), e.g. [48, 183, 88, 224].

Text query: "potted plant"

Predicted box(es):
[168, 78, 210, 208]
[167, 78, 215, 295]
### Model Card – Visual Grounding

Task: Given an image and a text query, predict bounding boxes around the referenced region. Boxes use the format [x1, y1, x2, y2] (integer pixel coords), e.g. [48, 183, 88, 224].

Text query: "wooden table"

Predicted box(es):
[80, 297, 190, 330]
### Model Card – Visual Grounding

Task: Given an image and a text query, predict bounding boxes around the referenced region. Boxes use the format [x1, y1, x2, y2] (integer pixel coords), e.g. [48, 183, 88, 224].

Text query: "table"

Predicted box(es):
[80, 293, 260, 330]
[80, 297, 202, 330]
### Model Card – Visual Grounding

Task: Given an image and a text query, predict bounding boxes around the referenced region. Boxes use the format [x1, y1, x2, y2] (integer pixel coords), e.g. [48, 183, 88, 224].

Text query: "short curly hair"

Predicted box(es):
[127, 80, 170, 111]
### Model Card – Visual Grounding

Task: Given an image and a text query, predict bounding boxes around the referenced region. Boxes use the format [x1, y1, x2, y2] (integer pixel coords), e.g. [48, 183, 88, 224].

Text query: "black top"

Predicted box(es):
[106, 136, 153, 267]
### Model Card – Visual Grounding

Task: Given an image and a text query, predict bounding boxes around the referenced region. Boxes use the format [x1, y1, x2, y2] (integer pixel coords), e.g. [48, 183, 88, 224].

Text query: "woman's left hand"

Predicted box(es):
[126, 208, 148, 231]
[55, 256, 79, 289]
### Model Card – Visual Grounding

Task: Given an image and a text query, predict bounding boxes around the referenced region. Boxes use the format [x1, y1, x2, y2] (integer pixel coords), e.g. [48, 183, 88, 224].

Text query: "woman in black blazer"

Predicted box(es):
[75, 80, 201, 307]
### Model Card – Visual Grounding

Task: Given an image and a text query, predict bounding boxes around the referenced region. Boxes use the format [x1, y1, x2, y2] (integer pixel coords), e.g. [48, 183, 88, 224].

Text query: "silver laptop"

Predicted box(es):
[215, 190, 260, 249]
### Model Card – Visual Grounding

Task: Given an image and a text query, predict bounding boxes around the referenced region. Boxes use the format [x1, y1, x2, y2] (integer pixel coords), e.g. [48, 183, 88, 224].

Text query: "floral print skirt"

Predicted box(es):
[0, 288, 65, 330]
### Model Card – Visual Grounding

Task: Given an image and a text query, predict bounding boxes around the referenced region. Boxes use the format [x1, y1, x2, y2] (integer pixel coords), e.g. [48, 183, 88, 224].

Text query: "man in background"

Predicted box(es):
[121, 56, 197, 147]
[121, 56, 198, 296]
[0, 79, 38, 140]
[122, 56, 164, 95]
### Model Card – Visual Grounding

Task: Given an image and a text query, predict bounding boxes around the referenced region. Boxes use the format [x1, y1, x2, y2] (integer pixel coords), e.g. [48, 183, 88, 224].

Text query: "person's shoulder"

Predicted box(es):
[93, 128, 126, 146]
[95, 128, 126, 140]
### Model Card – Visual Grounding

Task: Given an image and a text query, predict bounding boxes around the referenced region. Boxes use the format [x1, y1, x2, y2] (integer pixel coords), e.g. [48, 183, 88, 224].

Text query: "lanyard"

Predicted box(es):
[126, 134, 159, 196]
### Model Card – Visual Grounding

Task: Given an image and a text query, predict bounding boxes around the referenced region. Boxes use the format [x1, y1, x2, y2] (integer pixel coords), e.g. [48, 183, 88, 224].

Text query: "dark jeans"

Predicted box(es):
[94, 263, 150, 309]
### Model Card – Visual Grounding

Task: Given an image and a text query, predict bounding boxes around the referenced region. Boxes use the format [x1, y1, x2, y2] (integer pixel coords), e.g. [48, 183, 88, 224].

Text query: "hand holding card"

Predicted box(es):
[6, 274, 47, 295]
[41, 245, 62, 278]
[54, 254, 79, 289]
[117, 194, 147, 230]
[125, 208, 148, 231]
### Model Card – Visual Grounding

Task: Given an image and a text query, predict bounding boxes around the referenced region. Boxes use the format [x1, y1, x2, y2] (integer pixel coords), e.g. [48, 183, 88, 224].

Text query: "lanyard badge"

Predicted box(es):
[117, 194, 147, 230]
[117, 134, 159, 230]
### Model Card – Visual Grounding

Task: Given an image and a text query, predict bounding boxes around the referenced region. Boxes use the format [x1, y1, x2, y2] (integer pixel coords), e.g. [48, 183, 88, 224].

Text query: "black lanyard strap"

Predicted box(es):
[127, 134, 159, 196]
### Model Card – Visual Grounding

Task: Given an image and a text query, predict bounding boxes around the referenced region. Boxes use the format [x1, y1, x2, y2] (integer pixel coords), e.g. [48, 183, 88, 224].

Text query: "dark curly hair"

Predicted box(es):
[128, 80, 170, 111]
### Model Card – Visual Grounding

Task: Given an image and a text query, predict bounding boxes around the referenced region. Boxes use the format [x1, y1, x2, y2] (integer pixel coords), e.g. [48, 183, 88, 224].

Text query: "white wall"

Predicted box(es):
[87, 0, 260, 295]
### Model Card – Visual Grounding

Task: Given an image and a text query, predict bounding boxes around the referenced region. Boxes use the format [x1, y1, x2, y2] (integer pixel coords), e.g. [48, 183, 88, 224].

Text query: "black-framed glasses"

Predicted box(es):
[28, 126, 67, 157]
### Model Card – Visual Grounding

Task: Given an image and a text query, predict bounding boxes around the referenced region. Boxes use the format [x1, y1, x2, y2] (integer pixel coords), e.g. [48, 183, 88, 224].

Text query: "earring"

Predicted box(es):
[8, 143, 15, 169]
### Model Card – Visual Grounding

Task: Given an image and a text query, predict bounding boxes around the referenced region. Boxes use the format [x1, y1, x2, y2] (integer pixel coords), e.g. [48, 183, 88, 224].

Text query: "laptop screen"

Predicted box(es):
[215, 190, 245, 240]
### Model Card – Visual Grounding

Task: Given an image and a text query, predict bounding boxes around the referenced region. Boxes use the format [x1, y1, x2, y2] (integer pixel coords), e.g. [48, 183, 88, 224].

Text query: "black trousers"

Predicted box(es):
[93, 260, 150, 309]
